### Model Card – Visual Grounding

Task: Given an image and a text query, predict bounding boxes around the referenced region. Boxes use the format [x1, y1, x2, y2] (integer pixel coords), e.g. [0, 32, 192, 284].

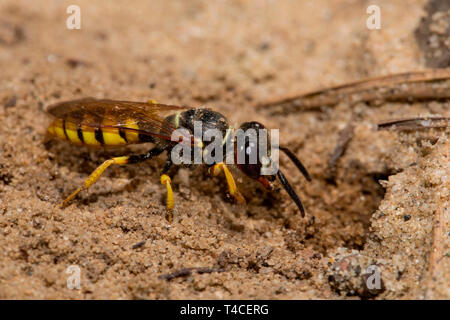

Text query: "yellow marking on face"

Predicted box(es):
[196, 139, 204, 148]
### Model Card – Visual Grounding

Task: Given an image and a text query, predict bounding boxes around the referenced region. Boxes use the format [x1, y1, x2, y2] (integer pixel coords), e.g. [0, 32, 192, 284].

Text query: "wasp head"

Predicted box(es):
[235, 121, 311, 217]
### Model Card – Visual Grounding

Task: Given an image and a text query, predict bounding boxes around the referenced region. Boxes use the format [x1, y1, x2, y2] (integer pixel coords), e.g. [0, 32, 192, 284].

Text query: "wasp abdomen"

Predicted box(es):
[47, 116, 144, 147]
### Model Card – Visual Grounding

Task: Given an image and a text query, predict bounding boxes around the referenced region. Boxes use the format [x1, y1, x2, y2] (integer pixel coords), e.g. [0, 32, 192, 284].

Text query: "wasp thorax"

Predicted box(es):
[173, 108, 232, 165]
[179, 109, 230, 143]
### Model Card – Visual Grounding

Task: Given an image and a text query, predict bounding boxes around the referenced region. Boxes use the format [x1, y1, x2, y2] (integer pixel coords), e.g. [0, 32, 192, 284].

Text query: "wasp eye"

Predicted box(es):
[236, 121, 270, 180]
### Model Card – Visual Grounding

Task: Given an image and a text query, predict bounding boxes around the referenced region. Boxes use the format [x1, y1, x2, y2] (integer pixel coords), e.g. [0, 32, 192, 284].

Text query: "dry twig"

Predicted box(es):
[158, 267, 225, 281]
[259, 69, 450, 115]
[328, 123, 355, 174]
[377, 116, 450, 131]
[425, 201, 446, 300]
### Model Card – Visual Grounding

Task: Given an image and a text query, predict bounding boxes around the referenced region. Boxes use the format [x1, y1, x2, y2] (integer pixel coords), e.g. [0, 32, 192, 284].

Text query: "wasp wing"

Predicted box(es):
[47, 98, 191, 142]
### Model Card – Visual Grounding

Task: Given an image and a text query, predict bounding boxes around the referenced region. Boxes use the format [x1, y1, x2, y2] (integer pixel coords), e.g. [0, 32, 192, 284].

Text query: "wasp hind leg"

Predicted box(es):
[59, 147, 164, 208]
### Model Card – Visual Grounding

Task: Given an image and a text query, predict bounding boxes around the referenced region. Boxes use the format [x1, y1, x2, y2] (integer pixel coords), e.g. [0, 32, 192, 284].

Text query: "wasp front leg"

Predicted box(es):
[209, 162, 246, 204]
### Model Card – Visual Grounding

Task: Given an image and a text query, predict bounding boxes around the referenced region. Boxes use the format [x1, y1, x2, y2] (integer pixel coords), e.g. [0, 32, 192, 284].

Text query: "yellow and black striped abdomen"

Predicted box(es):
[47, 117, 142, 147]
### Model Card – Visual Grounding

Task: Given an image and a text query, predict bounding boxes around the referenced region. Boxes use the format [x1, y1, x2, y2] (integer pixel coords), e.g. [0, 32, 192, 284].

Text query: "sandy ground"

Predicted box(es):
[0, 0, 448, 299]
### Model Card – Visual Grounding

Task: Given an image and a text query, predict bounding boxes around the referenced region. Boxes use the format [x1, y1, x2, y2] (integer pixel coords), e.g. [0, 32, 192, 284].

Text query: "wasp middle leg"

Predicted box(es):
[160, 155, 175, 222]
[59, 147, 165, 207]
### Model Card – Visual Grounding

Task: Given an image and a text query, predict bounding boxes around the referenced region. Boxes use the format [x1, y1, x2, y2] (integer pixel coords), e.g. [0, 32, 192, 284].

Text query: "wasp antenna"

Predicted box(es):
[279, 146, 312, 182]
[277, 169, 305, 217]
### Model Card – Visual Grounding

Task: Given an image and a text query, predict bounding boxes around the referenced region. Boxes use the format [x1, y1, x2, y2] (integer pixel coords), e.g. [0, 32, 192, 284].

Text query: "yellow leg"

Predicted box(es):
[147, 99, 158, 104]
[59, 156, 130, 208]
[160, 174, 174, 223]
[210, 162, 246, 204]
